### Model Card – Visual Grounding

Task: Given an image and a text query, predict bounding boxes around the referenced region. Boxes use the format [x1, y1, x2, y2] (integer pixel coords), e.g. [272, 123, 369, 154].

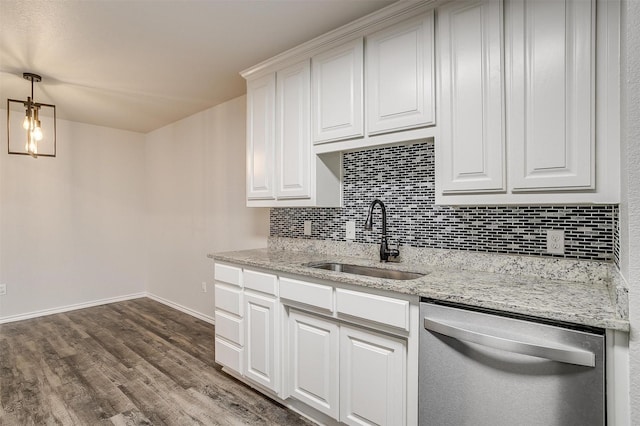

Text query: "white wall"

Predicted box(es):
[621, 0, 640, 422]
[0, 115, 147, 319]
[145, 95, 269, 320]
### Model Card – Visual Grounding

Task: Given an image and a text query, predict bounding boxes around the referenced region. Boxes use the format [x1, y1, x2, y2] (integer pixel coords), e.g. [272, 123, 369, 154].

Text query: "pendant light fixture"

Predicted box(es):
[7, 72, 56, 158]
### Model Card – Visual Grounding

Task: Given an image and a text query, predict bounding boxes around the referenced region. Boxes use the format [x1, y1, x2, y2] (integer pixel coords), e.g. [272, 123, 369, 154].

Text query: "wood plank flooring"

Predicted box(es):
[0, 298, 312, 425]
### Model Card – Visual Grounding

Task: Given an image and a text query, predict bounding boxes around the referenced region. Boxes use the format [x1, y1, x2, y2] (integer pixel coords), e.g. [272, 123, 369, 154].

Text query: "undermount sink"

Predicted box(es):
[305, 262, 425, 280]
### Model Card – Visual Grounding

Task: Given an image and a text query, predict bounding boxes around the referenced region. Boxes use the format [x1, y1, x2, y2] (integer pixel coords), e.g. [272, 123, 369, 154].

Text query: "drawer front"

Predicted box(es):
[214, 284, 243, 316]
[244, 269, 278, 295]
[215, 263, 242, 287]
[280, 277, 334, 312]
[336, 288, 409, 331]
[215, 311, 243, 345]
[215, 337, 243, 374]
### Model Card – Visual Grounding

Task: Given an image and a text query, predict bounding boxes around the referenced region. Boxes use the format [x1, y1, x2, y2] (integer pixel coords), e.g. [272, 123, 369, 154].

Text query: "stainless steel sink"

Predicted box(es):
[305, 262, 425, 280]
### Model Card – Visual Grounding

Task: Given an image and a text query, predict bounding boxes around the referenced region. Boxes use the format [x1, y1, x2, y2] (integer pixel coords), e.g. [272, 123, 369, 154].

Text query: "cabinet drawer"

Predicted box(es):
[244, 269, 278, 295]
[215, 337, 243, 374]
[280, 277, 334, 312]
[215, 311, 243, 346]
[214, 263, 242, 287]
[214, 284, 243, 316]
[336, 288, 409, 331]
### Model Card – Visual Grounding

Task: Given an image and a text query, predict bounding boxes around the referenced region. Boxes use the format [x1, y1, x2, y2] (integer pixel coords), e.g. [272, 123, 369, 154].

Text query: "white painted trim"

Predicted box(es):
[606, 329, 631, 425]
[0, 292, 146, 324]
[147, 293, 216, 325]
[240, 0, 437, 80]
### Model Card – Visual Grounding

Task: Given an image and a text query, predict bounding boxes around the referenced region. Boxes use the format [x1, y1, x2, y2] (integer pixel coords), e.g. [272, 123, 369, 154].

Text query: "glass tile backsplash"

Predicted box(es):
[270, 142, 618, 262]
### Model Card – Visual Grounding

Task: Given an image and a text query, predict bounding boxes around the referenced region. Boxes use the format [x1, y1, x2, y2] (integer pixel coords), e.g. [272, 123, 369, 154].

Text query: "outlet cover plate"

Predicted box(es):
[546, 230, 565, 255]
[346, 221, 356, 240]
[304, 221, 312, 236]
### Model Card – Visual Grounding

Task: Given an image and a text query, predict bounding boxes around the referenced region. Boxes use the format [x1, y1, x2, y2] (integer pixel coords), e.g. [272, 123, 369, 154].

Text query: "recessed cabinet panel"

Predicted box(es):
[366, 12, 435, 135]
[244, 292, 279, 393]
[246, 74, 276, 200]
[508, 0, 595, 190]
[437, 0, 505, 193]
[313, 38, 364, 143]
[276, 60, 311, 199]
[340, 325, 406, 426]
[288, 310, 339, 419]
[215, 337, 243, 374]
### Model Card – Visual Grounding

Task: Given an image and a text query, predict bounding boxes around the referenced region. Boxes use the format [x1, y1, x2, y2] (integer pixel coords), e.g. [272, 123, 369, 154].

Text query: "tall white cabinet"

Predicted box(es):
[436, 0, 619, 205]
[437, 0, 505, 194]
[276, 60, 312, 200]
[246, 74, 276, 201]
[507, 0, 595, 191]
[245, 63, 342, 208]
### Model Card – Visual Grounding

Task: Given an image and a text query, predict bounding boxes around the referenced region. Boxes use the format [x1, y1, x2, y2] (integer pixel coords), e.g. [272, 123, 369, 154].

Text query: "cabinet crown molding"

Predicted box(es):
[240, 0, 437, 80]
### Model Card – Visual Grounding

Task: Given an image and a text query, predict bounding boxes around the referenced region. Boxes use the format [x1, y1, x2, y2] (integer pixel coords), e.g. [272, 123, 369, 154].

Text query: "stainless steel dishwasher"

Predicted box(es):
[419, 300, 605, 426]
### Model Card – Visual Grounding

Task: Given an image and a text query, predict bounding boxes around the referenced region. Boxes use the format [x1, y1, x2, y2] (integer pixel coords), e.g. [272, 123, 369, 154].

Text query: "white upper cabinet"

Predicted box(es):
[436, 0, 619, 205]
[276, 60, 312, 200]
[437, 0, 505, 193]
[366, 11, 435, 135]
[312, 38, 364, 144]
[245, 62, 342, 208]
[507, 0, 595, 191]
[246, 73, 276, 201]
[242, 2, 440, 158]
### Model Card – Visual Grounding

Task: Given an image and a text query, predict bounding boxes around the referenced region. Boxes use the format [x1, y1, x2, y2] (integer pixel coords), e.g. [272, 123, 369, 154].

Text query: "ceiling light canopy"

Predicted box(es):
[7, 72, 56, 158]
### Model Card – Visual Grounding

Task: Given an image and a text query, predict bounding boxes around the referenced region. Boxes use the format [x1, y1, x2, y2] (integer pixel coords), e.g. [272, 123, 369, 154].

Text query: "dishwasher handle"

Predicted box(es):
[424, 317, 596, 368]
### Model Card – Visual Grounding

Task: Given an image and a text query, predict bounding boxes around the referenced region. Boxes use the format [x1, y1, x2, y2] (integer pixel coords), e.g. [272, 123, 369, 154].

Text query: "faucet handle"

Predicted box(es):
[389, 238, 401, 259]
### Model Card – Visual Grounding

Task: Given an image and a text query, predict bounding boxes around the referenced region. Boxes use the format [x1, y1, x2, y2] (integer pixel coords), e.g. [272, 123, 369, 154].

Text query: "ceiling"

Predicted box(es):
[0, 0, 395, 134]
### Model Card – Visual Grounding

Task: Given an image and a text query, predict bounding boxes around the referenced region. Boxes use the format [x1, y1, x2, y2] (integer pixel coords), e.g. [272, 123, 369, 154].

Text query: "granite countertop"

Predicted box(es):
[210, 241, 629, 331]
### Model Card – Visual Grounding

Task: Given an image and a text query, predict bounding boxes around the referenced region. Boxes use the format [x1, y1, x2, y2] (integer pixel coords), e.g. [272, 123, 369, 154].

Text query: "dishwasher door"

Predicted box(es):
[419, 301, 605, 426]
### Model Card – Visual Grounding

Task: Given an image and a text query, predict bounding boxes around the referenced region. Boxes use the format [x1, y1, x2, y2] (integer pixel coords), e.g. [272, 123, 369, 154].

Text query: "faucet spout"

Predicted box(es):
[364, 199, 399, 262]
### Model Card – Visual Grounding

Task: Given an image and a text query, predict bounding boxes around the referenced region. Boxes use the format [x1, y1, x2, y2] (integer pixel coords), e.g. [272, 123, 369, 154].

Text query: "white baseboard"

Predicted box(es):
[0, 292, 147, 324]
[146, 293, 215, 325]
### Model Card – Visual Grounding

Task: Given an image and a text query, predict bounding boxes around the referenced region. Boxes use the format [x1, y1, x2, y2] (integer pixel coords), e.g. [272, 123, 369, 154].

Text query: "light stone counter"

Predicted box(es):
[209, 237, 629, 331]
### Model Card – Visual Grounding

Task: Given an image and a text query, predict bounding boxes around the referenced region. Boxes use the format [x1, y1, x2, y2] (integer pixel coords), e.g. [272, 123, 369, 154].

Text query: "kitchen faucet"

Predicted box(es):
[364, 199, 400, 262]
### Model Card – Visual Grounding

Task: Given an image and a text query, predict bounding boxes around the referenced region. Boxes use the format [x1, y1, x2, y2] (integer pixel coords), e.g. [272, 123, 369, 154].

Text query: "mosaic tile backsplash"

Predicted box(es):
[270, 142, 618, 262]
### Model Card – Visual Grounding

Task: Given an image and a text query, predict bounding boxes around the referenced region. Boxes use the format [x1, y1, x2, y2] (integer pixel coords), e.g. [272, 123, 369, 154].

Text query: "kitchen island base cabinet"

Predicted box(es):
[340, 325, 406, 426]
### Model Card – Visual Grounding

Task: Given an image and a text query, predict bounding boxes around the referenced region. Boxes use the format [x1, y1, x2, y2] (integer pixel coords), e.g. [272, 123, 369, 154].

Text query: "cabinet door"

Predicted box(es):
[276, 60, 311, 199]
[340, 325, 406, 426]
[507, 0, 595, 191]
[246, 73, 276, 200]
[312, 38, 364, 143]
[288, 310, 339, 419]
[366, 12, 435, 135]
[437, 0, 505, 193]
[244, 292, 279, 393]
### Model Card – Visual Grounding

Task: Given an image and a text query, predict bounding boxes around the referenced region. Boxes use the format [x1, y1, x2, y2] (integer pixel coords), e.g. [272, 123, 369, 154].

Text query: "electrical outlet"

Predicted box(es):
[304, 220, 312, 236]
[201, 282, 207, 293]
[0, 284, 6, 295]
[346, 221, 356, 240]
[546, 230, 565, 255]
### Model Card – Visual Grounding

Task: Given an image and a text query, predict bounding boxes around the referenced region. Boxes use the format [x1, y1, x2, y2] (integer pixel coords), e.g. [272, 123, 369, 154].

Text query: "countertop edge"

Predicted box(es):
[209, 249, 629, 332]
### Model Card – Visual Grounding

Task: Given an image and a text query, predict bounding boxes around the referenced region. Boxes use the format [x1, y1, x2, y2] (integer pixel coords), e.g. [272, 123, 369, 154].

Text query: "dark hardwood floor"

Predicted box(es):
[0, 298, 312, 425]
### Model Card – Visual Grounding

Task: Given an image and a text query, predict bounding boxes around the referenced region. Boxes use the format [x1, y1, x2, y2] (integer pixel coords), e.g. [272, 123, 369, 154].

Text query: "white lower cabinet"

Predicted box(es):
[214, 263, 415, 425]
[339, 325, 406, 426]
[288, 309, 340, 418]
[285, 309, 408, 426]
[244, 291, 279, 394]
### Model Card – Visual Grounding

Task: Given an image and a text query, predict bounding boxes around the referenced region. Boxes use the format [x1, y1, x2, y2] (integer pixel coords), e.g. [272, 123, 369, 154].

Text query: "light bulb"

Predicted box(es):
[22, 115, 31, 130]
[32, 124, 43, 141]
